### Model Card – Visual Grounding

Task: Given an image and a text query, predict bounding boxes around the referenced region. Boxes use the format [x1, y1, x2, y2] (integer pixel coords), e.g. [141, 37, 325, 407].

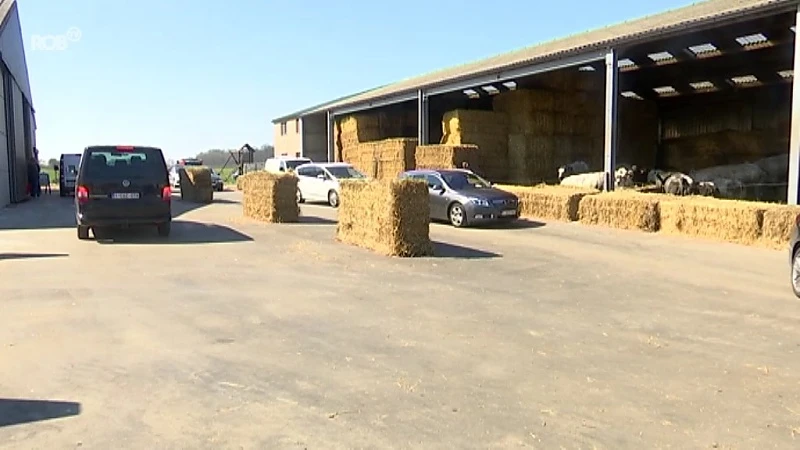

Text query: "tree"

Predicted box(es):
[194, 144, 274, 168]
[47, 158, 58, 168]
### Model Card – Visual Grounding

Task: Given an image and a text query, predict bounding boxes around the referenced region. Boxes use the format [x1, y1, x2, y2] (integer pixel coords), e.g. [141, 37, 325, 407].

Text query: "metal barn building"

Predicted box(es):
[0, 0, 35, 208]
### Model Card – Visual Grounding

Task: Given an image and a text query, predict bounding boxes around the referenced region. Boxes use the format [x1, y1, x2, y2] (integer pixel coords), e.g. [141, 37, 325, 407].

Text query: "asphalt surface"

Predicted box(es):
[0, 189, 798, 449]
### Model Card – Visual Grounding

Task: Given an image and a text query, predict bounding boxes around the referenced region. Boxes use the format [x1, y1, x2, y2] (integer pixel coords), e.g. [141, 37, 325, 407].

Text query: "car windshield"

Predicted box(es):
[84, 147, 165, 179]
[441, 171, 492, 190]
[326, 166, 365, 179]
[285, 160, 310, 170]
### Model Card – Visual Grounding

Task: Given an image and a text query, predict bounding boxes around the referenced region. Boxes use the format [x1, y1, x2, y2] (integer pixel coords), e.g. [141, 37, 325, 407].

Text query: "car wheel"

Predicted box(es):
[792, 246, 800, 299]
[296, 189, 304, 204]
[448, 202, 468, 228]
[328, 190, 339, 208]
[77, 225, 90, 240]
[157, 222, 171, 237]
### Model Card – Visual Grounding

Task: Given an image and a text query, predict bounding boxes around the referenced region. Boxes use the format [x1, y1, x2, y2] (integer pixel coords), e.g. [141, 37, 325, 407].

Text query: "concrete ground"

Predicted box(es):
[0, 190, 798, 449]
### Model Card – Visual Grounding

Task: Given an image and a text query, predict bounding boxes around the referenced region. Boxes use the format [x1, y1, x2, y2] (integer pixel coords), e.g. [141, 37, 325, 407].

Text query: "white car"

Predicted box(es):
[264, 156, 311, 174]
[295, 162, 366, 207]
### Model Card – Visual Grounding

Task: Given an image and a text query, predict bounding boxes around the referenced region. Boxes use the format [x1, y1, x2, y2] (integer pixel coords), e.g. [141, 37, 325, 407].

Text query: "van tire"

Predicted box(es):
[59, 183, 65, 197]
[77, 225, 90, 240]
[157, 222, 171, 237]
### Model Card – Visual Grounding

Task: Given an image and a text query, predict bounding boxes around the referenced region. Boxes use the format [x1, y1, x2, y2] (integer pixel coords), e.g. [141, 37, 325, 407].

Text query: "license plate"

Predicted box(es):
[501, 209, 517, 217]
[111, 192, 139, 199]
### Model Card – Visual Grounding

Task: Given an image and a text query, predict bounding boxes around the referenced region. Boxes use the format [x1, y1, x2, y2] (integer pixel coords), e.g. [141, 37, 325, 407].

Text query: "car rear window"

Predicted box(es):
[83, 147, 166, 179]
[285, 159, 311, 170]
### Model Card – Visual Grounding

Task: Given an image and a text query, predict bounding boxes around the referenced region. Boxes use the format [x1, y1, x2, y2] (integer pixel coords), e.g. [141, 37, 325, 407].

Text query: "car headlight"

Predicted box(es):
[468, 197, 490, 207]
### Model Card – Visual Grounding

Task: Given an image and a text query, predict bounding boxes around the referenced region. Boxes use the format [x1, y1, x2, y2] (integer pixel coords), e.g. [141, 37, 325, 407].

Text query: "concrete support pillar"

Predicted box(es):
[326, 111, 335, 163]
[603, 49, 620, 192]
[298, 118, 304, 158]
[787, 7, 800, 205]
[417, 90, 429, 145]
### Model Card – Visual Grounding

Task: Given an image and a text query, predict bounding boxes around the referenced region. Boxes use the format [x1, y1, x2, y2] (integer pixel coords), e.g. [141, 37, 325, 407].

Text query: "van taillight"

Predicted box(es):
[76, 186, 89, 204]
[161, 186, 171, 201]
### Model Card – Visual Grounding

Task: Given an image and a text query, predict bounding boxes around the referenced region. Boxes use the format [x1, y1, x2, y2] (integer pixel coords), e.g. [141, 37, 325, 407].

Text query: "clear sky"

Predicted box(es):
[20, 0, 696, 160]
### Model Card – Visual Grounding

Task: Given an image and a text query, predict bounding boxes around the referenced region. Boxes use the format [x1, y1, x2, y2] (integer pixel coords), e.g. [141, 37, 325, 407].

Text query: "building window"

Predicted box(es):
[295, 119, 300, 133]
[280, 122, 287, 135]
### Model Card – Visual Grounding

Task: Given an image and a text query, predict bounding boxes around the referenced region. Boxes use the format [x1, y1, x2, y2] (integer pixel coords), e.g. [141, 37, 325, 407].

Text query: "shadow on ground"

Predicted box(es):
[469, 219, 545, 230]
[0, 398, 81, 427]
[92, 220, 252, 245]
[433, 241, 501, 259]
[292, 215, 336, 225]
[0, 253, 68, 261]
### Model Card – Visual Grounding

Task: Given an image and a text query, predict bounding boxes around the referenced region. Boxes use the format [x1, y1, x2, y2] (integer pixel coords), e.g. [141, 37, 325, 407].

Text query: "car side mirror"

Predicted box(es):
[317, 174, 325, 179]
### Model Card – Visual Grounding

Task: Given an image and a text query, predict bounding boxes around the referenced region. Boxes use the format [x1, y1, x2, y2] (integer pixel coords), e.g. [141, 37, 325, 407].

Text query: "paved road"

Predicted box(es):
[0, 191, 797, 449]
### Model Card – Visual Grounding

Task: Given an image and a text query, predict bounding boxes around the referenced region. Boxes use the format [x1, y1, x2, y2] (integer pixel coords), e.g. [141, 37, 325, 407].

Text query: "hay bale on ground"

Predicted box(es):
[242, 172, 299, 223]
[179, 167, 213, 203]
[760, 205, 800, 249]
[658, 197, 763, 245]
[415, 144, 479, 170]
[496, 184, 598, 222]
[336, 179, 433, 257]
[236, 172, 257, 191]
[579, 192, 660, 232]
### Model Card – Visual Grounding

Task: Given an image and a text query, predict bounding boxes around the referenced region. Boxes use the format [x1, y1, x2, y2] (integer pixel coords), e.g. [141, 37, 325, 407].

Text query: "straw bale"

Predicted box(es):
[658, 197, 763, 245]
[178, 167, 213, 203]
[336, 179, 433, 257]
[507, 111, 554, 135]
[415, 144, 479, 170]
[508, 134, 557, 184]
[553, 114, 575, 135]
[660, 131, 769, 170]
[759, 205, 800, 249]
[497, 184, 597, 222]
[492, 89, 555, 113]
[236, 172, 257, 191]
[578, 192, 660, 232]
[339, 114, 381, 143]
[342, 138, 417, 180]
[241, 171, 299, 223]
[442, 110, 508, 137]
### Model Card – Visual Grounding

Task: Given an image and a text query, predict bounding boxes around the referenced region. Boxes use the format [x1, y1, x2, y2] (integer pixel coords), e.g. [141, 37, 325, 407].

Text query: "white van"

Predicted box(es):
[56, 153, 82, 197]
[264, 156, 311, 174]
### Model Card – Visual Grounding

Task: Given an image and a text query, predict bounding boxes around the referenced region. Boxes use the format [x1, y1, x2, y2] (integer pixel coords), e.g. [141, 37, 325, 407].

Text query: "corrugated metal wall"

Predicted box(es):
[0, 68, 7, 206]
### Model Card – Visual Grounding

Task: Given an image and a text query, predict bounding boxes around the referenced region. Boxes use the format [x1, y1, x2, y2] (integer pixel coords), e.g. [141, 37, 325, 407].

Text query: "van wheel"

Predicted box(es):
[328, 190, 339, 208]
[157, 222, 171, 237]
[77, 225, 90, 240]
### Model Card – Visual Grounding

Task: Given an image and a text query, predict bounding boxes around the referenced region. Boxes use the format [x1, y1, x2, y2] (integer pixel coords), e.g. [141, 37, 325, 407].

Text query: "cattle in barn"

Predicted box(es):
[560, 171, 605, 190]
[648, 169, 670, 186]
[693, 181, 719, 197]
[630, 165, 648, 186]
[712, 178, 745, 199]
[557, 160, 590, 181]
[657, 172, 694, 196]
[753, 154, 788, 183]
[690, 162, 766, 185]
[614, 166, 635, 188]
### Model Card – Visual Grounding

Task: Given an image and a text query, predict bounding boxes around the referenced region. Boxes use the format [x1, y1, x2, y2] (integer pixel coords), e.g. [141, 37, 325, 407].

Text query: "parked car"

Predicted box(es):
[75, 145, 172, 240]
[790, 215, 800, 298]
[54, 153, 81, 197]
[209, 169, 224, 191]
[295, 162, 366, 207]
[264, 156, 311, 174]
[398, 168, 519, 228]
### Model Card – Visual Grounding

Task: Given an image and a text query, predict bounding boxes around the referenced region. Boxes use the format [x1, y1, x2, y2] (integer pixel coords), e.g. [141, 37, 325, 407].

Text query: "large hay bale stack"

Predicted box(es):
[241, 172, 299, 223]
[179, 167, 213, 203]
[659, 130, 783, 170]
[578, 192, 660, 232]
[343, 138, 417, 179]
[658, 197, 763, 245]
[441, 110, 509, 182]
[236, 172, 257, 191]
[618, 97, 659, 169]
[338, 114, 381, 149]
[336, 179, 433, 257]
[497, 184, 598, 222]
[415, 144, 479, 170]
[761, 205, 800, 249]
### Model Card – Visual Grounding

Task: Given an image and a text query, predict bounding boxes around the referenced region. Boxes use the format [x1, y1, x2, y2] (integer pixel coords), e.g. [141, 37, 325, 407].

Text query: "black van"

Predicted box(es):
[74, 145, 172, 240]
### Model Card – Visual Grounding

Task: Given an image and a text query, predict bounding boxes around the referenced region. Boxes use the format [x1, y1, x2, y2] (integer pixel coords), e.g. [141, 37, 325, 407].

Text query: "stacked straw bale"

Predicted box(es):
[761, 205, 800, 249]
[241, 172, 299, 223]
[658, 197, 763, 245]
[415, 144, 479, 170]
[342, 138, 417, 179]
[336, 111, 418, 163]
[236, 172, 257, 191]
[579, 192, 660, 232]
[336, 179, 434, 257]
[492, 89, 605, 184]
[179, 167, 213, 203]
[440, 110, 509, 182]
[660, 130, 781, 170]
[496, 184, 597, 222]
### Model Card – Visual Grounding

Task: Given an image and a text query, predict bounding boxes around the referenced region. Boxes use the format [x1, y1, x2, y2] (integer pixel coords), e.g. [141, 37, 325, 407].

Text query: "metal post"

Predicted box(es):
[417, 90, 429, 145]
[603, 49, 619, 192]
[298, 118, 304, 158]
[788, 6, 800, 205]
[326, 111, 334, 163]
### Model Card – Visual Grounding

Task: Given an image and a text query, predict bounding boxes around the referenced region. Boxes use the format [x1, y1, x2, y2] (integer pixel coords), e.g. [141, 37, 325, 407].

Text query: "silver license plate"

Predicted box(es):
[111, 192, 139, 199]
[501, 209, 516, 217]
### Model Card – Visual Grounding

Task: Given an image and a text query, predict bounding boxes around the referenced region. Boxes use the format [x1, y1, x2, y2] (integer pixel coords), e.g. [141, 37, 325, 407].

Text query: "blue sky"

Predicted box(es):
[20, 0, 696, 160]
